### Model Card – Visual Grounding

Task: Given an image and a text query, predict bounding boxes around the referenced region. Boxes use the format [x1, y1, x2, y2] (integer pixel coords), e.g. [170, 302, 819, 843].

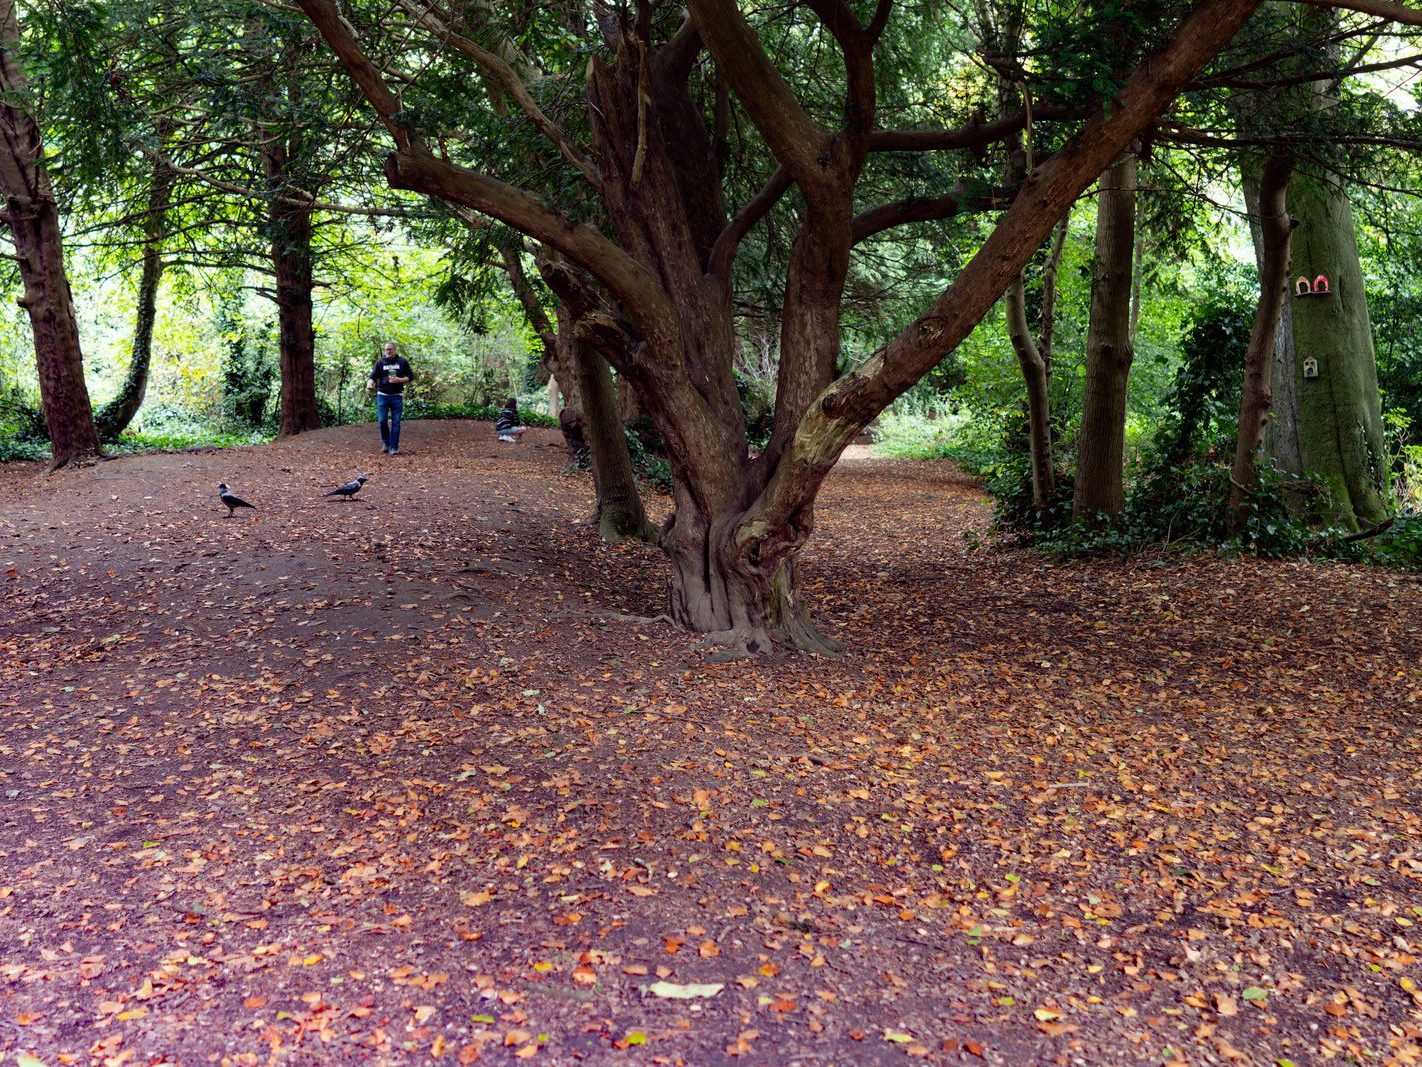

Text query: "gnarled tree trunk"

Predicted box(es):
[298, 0, 1263, 652]
[0, 0, 99, 468]
[1074, 153, 1138, 520]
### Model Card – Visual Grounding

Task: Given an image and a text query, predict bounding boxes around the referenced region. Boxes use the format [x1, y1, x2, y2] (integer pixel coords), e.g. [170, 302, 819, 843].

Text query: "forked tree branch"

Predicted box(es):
[743, 0, 1267, 532]
[707, 167, 791, 280]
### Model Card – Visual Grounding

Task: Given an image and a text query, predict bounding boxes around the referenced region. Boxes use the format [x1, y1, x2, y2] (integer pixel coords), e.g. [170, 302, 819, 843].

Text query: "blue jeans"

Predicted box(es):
[376, 393, 403, 450]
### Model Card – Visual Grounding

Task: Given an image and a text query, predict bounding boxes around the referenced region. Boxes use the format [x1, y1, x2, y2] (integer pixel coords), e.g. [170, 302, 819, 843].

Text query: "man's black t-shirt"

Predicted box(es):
[371, 355, 415, 395]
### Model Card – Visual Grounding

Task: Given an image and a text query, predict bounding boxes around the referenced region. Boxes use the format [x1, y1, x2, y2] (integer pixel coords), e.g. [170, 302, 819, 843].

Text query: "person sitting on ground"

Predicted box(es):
[496, 396, 527, 443]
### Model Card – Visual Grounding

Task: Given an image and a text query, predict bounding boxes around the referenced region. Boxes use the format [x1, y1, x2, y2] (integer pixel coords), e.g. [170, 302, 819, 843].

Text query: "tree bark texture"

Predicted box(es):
[96, 156, 175, 439]
[1074, 153, 1138, 519]
[0, 0, 100, 468]
[1227, 154, 1295, 524]
[1266, 170, 1388, 529]
[585, 41, 838, 648]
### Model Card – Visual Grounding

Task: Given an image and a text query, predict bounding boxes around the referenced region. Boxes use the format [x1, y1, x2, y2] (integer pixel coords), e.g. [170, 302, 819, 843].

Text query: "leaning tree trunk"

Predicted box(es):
[534, 254, 656, 542]
[1265, 170, 1387, 530]
[1227, 154, 1295, 526]
[572, 330, 657, 543]
[1073, 153, 1138, 520]
[0, 0, 99, 468]
[96, 155, 175, 439]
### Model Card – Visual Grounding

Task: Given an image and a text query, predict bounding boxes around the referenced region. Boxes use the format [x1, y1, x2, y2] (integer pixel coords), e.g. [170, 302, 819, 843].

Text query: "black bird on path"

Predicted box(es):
[218, 483, 256, 518]
[324, 475, 369, 500]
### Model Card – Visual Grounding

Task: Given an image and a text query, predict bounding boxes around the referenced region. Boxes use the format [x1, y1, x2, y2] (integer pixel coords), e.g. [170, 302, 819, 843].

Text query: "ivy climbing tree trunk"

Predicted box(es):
[1265, 170, 1388, 530]
[96, 154, 175, 439]
[1074, 153, 1138, 520]
[1227, 154, 1295, 525]
[0, 0, 100, 469]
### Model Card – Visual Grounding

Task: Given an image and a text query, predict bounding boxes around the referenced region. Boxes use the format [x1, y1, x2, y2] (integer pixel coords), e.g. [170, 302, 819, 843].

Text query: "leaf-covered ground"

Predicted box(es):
[1, 420, 1420, 1066]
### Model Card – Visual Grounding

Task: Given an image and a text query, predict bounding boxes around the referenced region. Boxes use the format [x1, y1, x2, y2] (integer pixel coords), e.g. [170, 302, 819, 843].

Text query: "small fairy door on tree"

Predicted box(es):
[1313, 274, 1330, 294]
[1303, 356, 1319, 379]
[1296, 276, 1312, 295]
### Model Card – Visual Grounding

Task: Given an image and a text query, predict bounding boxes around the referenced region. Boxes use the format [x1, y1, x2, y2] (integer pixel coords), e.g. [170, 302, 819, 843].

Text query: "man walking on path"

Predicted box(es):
[367, 341, 415, 455]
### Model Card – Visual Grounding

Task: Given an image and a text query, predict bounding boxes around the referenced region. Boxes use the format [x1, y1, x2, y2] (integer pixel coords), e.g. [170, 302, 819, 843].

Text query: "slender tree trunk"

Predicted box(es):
[1004, 274, 1055, 508]
[574, 336, 657, 542]
[1074, 153, 1138, 519]
[537, 257, 656, 542]
[96, 155, 175, 439]
[0, 0, 99, 468]
[1227, 155, 1295, 524]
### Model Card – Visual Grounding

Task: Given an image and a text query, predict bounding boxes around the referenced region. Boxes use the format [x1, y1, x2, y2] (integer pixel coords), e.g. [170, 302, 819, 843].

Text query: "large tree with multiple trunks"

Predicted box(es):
[293, 0, 1264, 654]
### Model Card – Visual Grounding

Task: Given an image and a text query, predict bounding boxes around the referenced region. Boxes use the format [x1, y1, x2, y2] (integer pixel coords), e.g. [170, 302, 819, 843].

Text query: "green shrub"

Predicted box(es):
[400, 398, 558, 427]
[0, 435, 47, 462]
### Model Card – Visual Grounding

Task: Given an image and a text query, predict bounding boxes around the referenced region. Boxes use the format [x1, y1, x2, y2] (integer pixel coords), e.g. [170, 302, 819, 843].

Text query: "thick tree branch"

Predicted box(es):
[746, 0, 1266, 530]
[850, 185, 1008, 244]
[685, 0, 831, 180]
[805, 0, 879, 137]
[868, 105, 1079, 154]
[1290, 0, 1422, 24]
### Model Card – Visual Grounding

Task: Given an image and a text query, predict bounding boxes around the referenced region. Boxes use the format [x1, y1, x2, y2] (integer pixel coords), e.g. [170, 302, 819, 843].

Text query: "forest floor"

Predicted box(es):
[1, 419, 1420, 1067]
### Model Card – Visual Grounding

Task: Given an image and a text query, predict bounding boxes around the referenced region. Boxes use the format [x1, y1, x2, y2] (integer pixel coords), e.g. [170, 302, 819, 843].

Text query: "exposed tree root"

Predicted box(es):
[593, 611, 675, 625]
[693, 619, 839, 661]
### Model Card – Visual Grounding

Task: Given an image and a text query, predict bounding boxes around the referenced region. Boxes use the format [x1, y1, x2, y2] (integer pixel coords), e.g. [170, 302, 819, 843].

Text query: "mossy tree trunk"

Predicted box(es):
[1266, 171, 1387, 530]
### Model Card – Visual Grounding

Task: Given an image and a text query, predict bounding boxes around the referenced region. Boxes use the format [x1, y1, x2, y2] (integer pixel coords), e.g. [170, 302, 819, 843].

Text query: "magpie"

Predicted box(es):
[324, 475, 369, 500]
[218, 483, 256, 517]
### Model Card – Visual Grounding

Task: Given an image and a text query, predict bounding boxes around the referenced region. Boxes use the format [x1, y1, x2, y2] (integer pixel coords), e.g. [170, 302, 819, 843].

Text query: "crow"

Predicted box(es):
[324, 475, 369, 500]
[218, 483, 256, 517]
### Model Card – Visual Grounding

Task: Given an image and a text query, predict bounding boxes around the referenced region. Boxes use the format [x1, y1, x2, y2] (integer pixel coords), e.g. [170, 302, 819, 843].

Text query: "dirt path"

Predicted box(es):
[2, 420, 1420, 1066]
